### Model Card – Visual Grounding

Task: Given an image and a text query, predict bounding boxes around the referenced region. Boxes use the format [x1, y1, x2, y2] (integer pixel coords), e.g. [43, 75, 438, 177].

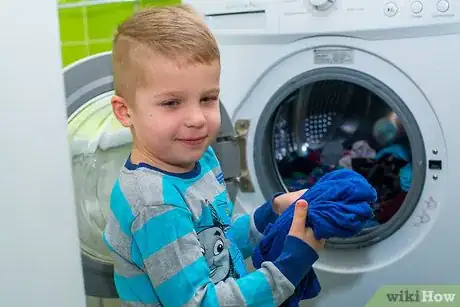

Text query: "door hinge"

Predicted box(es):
[231, 119, 255, 192]
[216, 119, 255, 193]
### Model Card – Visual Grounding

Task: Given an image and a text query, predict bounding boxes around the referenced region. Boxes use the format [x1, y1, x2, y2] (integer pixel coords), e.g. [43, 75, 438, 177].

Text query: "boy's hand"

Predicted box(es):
[273, 189, 307, 215]
[288, 199, 325, 252]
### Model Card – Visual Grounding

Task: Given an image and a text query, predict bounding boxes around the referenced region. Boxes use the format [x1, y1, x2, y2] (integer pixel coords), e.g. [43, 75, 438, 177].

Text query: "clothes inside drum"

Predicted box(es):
[272, 80, 413, 227]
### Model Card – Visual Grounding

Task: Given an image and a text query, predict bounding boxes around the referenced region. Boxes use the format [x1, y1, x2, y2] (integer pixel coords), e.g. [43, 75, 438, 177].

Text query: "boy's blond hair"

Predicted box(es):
[112, 4, 220, 100]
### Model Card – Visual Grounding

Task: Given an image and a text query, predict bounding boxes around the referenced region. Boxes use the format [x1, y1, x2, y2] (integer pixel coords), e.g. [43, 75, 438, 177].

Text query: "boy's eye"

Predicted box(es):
[161, 100, 180, 107]
[201, 96, 218, 104]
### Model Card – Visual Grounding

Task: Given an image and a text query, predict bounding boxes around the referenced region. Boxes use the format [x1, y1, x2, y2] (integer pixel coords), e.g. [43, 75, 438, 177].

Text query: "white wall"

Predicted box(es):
[0, 1, 86, 306]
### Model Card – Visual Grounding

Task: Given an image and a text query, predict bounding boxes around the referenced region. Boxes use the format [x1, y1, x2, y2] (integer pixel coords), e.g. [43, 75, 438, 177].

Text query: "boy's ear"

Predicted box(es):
[111, 95, 132, 128]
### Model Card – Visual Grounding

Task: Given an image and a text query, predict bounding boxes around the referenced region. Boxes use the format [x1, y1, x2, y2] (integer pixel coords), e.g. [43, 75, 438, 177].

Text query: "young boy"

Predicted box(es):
[103, 4, 324, 306]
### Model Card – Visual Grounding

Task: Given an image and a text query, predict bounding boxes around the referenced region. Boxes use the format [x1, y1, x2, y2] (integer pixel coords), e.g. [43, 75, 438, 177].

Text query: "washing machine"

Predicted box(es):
[65, 0, 460, 305]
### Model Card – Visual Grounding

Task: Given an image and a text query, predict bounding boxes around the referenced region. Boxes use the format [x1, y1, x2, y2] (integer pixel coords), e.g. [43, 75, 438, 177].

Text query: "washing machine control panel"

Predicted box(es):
[282, 0, 459, 29]
[184, 0, 460, 36]
[281, 0, 460, 33]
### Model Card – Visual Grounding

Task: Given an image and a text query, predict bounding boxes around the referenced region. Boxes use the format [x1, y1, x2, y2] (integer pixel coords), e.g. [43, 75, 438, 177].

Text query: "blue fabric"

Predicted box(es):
[252, 169, 377, 306]
[375, 144, 409, 161]
[375, 144, 412, 192]
[399, 163, 412, 192]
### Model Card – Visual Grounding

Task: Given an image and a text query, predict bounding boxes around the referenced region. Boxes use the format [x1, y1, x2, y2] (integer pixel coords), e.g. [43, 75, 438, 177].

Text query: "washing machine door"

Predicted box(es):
[64, 52, 241, 298]
[231, 36, 453, 305]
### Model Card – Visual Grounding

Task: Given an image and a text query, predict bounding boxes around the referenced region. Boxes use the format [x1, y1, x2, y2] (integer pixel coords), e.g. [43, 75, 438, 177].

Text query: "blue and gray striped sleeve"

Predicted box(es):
[131, 203, 318, 306]
[226, 194, 282, 259]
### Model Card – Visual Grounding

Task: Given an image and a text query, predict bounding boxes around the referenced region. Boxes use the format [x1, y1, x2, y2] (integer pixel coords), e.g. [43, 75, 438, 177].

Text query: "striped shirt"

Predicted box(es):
[103, 146, 318, 306]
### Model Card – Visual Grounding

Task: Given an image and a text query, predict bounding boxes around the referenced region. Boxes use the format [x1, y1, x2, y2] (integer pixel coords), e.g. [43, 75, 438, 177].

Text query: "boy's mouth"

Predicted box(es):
[178, 135, 207, 146]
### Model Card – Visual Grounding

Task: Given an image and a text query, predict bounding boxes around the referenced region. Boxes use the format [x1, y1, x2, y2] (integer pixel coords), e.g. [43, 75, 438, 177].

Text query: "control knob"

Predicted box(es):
[307, 0, 335, 11]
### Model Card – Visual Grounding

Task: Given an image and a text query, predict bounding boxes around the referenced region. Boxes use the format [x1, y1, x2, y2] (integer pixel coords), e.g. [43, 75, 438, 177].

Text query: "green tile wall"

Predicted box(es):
[58, 0, 181, 67]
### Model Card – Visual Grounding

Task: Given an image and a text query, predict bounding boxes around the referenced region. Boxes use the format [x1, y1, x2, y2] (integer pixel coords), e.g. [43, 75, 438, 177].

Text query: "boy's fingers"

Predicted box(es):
[296, 189, 308, 198]
[289, 200, 308, 236]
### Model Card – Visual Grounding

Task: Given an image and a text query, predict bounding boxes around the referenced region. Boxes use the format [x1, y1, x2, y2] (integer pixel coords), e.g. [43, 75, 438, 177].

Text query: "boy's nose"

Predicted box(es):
[185, 108, 206, 128]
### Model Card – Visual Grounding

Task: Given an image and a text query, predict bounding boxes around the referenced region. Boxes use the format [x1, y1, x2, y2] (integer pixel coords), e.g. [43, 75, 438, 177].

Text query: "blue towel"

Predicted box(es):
[252, 169, 377, 306]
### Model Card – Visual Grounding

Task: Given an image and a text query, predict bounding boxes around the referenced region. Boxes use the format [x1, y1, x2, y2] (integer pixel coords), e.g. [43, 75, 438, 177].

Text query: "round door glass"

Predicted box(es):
[254, 68, 425, 248]
[272, 80, 414, 236]
[68, 91, 131, 264]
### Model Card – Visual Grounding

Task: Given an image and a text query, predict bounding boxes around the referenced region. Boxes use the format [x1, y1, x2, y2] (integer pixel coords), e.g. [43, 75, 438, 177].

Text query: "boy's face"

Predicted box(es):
[112, 55, 221, 170]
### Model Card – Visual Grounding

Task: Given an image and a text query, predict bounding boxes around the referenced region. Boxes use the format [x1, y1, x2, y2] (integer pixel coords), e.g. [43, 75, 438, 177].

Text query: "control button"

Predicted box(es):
[384, 2, 398, 17]
[411, 1, 423, 14]
[429, 160, 442, 170]
[437, 0, 449, 12]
